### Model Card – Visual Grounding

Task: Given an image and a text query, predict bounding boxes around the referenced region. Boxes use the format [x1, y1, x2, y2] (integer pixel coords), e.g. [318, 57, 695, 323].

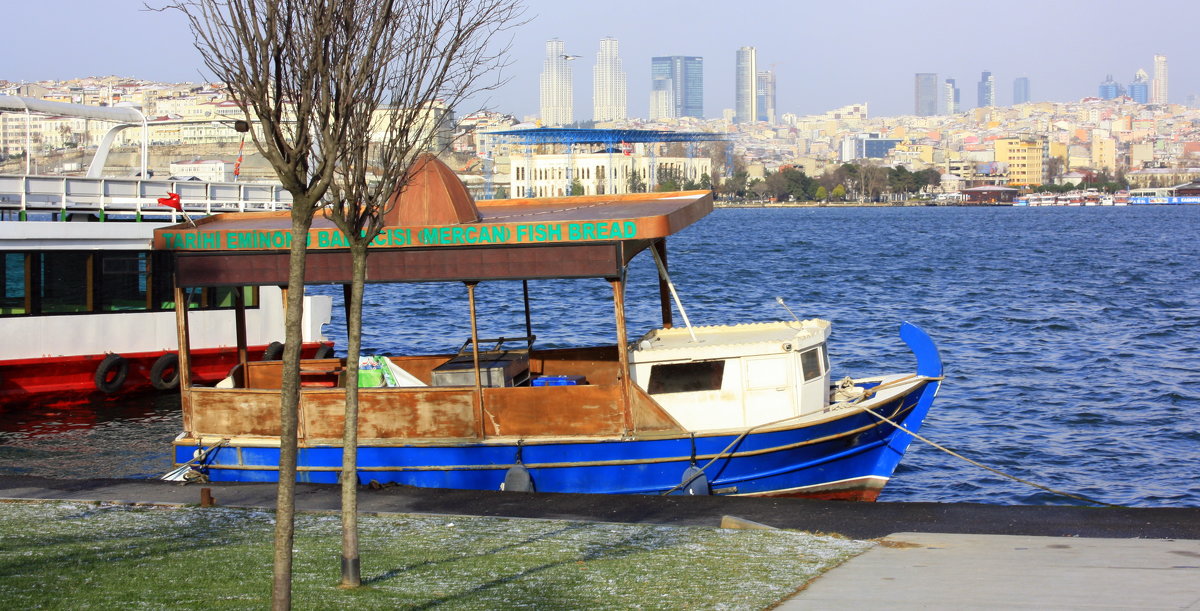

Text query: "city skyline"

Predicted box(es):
[4, 0, 1199, 120]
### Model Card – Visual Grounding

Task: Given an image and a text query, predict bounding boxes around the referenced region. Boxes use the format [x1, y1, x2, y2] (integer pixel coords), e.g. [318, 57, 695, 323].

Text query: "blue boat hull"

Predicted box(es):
[174, 323, 942, 500]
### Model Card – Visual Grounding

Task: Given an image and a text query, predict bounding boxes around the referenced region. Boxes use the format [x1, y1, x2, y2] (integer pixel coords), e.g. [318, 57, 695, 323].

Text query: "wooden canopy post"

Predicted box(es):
[234, 288, 248, 386]
[173, 285, 193, 392]
[466, 282, 485, 438]
[654, 239, 673, 329]
[610, 277, 633, 435]
[522, 280, 534, 353]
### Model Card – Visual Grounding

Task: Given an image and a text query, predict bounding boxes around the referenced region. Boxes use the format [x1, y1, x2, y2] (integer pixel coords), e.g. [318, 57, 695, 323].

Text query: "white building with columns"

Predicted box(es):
[510, 145, 711, 198]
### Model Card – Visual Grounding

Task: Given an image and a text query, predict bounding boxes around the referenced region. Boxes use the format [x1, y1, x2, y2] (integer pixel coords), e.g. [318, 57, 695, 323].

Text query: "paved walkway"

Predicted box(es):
[781, 532, 1200, 610]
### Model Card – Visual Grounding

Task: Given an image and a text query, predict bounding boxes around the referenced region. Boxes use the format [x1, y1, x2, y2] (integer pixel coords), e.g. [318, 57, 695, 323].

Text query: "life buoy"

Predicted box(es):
[261, 341, 284, 361]
[94, 354, 128, 394]
[149, 353, 180, 390]
[313, 344, 334, 359]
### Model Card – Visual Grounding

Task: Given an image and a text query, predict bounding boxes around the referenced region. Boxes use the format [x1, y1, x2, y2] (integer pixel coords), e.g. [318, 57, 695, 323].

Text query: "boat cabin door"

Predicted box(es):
[741, 355, 798, 424]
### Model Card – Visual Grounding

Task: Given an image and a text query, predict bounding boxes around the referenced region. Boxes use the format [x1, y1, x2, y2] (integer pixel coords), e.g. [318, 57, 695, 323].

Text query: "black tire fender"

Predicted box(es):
[149, 353, 180, 391]
[94, 353, 129, 394]
[261, 341, 284, 361]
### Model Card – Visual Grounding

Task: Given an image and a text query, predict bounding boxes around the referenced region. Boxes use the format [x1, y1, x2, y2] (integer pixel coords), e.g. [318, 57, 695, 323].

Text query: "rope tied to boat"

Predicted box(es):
[858, 401, 1126, 508]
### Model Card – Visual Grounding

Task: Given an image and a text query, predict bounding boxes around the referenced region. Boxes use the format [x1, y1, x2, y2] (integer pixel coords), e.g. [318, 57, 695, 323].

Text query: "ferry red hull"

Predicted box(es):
[0, 342, 331, 409]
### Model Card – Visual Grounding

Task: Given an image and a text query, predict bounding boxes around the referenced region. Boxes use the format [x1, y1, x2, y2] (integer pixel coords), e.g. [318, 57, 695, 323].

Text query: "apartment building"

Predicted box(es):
[993, 137, 1047, 186]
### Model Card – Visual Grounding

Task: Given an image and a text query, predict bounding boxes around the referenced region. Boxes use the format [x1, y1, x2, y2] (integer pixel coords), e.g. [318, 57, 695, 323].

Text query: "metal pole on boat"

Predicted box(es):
[610, 276, 634, 434]
[653, 240, 673, 329]
[466, 282, 485, 437]
[650, 241, 699, 342]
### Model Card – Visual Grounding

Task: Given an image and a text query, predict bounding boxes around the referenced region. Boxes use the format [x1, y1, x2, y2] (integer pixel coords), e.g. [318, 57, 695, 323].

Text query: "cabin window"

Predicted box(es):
[40, 252, 91, 313]
[647, 360, 725, 394]
[800, 347, 823, 382]
[0, 253, 26, 315]
[0, 249, 259, 317]
[97, 252, 148, 311]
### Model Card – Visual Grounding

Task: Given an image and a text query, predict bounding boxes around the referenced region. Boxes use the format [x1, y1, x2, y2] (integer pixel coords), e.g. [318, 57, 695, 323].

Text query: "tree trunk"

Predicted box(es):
[340, 242, 368, 587]
[272, 207, 314, 610]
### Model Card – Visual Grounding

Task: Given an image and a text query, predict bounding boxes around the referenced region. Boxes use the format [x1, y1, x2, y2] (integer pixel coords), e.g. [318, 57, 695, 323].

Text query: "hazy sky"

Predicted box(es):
[6, 0, 1197, 119]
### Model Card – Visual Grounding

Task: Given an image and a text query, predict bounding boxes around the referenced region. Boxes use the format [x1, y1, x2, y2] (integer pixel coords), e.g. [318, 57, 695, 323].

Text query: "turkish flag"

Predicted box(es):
[157, 192, 182, 211]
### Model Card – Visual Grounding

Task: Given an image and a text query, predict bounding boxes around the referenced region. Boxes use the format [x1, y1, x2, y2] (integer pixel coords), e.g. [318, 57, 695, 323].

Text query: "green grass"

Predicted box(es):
[0, 501, 871, 610]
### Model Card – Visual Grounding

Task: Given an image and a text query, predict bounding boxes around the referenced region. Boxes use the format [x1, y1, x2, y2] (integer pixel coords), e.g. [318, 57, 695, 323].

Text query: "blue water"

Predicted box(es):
[3, 206, 1198, 507]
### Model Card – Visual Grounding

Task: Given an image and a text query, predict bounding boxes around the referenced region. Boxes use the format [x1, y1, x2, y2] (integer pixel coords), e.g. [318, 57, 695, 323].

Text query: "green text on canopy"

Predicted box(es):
[161, 221, 638, 250]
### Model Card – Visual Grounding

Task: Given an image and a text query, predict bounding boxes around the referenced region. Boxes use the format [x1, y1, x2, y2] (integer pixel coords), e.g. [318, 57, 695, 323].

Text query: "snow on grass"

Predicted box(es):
[0, 501, 871, 609]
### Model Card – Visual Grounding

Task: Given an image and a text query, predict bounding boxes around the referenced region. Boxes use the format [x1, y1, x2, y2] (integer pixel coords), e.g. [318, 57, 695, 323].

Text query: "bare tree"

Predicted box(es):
[320, 1, 523, 588]
[163, 0, 523, 606]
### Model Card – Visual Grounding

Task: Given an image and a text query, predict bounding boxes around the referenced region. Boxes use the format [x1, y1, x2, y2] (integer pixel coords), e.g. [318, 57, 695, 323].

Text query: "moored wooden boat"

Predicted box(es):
[157, 159, 942, 499]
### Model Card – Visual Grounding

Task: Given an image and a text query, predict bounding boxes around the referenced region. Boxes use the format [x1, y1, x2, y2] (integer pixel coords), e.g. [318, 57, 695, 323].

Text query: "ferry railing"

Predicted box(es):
[0, 174, 293, 220]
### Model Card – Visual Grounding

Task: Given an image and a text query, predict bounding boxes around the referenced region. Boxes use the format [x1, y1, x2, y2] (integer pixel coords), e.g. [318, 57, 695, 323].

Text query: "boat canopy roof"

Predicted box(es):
[154, 158, 712, 288]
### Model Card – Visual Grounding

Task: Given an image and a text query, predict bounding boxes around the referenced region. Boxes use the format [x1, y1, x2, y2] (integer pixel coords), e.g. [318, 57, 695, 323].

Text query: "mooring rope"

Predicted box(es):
[859, 400, 1125, 508]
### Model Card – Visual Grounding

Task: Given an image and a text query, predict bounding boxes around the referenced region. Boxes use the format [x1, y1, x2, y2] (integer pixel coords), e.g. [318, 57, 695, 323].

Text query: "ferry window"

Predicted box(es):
[647, 360, 724, 394]
[1, 253, 26, 315]
[40, 252, 91, 313]
[97, 252, 148, 312]
[800, 348, 822, 382]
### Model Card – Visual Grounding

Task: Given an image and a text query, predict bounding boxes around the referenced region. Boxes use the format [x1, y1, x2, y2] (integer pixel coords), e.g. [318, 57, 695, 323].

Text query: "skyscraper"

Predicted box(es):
[756, 70, 776, 124]
[943, 78, 960, 115]
[650, 56, 704, 119]
[1013, 77, 1030, 105]
[539, 39, 573, 127]
[649, 76, 674, 121]
[592, 37, 626, 122]
[734, 46, 757, 123]
[977, 71, 995, 107]
[1098, 75, 1123, 100]
[1130, 69, 1150, 104]
[914, 73, 938, 116]
[1152, 54, 1168, 104]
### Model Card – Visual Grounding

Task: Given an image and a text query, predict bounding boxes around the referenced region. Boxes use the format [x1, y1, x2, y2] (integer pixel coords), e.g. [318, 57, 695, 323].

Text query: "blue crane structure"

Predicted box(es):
[481, 127, 728, 199]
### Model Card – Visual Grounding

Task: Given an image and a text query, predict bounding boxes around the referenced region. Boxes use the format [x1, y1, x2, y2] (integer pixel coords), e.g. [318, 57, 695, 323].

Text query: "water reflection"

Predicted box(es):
[0, 393, 182, 479]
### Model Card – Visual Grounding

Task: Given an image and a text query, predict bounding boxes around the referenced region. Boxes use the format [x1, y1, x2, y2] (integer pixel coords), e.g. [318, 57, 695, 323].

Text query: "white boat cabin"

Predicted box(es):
[630, 320, 831, 431]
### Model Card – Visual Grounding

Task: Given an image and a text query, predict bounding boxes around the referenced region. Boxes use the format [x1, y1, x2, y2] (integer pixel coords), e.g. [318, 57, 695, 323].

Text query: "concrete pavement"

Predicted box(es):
[781, 532, 1200, 610]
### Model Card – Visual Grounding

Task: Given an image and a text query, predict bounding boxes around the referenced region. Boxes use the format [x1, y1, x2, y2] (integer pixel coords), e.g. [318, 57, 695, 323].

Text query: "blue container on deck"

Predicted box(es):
[531, 375, 587, 386]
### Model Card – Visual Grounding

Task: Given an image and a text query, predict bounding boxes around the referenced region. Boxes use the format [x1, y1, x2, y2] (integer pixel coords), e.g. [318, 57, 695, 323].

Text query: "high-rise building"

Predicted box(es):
[977, 71, 995, 107]
[539, 39, 573, 127]
[650, 56, 703, 119]
[914, 73, 938, 116]
[1130, 69, 1150, 104]
[649, 77, 674, 121]
[734, 46, 757, 123]
[943, 78, 960, 115]
[1013, 77, 1030, 105]
[1152, 54, 1168, 104]
[756, 70, 776, 124]
[592, 37, 626, 122]
[1098, 75, 1124, 100]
